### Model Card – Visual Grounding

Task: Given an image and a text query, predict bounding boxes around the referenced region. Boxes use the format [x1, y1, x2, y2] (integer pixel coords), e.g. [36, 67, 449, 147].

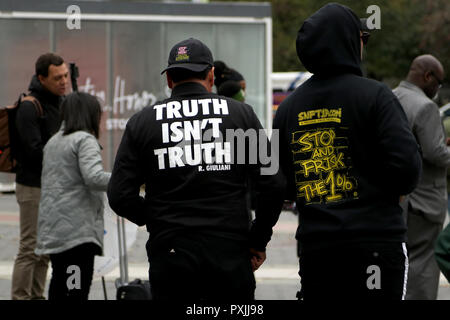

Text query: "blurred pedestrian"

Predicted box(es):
[107, 38, 284, 301]
[11, 53, 68, 300]
[393, 54, 447, 300]
[274, 3, 421, 300]
[213, 60, 256, 216]
[35, 92, 111, 300]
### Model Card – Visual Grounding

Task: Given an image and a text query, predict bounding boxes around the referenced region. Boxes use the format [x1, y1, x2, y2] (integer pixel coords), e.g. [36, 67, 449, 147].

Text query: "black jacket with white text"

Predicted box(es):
[108, 82, 285, 252]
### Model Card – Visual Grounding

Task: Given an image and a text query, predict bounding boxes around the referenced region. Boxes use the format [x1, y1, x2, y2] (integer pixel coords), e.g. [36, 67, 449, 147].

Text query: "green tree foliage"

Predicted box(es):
[219, 0, 448, 84]
[419, 0, 450, 79]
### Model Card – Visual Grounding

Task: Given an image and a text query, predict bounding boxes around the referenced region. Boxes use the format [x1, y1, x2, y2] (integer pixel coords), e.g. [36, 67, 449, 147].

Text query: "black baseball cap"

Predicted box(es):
[161, 38, 214, 74]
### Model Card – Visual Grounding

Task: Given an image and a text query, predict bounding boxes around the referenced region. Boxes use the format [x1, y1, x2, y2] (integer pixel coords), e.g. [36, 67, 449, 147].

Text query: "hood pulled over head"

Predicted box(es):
[296, 3, 363, 76]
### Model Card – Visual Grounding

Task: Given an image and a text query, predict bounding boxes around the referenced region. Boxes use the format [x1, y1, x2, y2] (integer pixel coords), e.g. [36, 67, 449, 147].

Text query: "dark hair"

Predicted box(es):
[35, 53, 64, 77]
[61, 92, 102, 139]
[218, 80, 242, 97]
[213, 60, 244, 88]
[167, 67, 211, 83]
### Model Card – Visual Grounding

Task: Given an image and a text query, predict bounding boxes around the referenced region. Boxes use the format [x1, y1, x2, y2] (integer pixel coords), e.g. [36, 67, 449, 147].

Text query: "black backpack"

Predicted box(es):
[0, 93, 43, 173]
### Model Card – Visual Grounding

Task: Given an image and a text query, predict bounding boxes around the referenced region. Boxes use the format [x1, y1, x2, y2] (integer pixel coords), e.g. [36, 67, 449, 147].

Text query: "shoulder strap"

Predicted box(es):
[21, 95, 44, 117]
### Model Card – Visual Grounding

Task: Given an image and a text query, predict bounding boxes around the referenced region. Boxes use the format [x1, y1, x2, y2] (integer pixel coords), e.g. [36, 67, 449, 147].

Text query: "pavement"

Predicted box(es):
[0, 192, 449, 300]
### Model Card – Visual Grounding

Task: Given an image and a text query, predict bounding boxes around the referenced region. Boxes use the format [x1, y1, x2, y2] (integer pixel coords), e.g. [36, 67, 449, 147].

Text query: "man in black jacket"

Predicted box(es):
[107, 38, 284, 301]
[273, 3, 422, 300]
[11, 53, 68, 300]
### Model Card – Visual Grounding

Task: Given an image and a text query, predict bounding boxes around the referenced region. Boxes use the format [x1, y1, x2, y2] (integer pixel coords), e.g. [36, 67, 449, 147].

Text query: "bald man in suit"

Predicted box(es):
[393, 54, 447, 300]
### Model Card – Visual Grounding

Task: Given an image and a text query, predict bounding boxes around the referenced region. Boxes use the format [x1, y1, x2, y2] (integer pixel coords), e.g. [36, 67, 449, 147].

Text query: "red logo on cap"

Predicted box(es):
[178, 46, 188, 55]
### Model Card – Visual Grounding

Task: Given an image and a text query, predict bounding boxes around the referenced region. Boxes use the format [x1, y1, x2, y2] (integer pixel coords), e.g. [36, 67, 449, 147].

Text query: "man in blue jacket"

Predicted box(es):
[273, 3, 422, 300]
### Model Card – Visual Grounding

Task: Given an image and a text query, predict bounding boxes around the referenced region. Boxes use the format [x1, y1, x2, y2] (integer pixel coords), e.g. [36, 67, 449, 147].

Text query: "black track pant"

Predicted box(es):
[147, 234, 256, 301]
[298, 242, 408, 300]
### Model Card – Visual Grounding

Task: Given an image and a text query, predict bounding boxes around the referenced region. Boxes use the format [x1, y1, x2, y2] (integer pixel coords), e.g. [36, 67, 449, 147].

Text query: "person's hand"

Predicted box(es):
[399, 195, 406, 203]
[249, 248, 266, 271]
[446, 137, 450, 146]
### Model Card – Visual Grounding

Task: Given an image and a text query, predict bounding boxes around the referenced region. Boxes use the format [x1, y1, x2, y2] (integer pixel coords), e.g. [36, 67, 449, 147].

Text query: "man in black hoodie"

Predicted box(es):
[11, 53, 68, 300]
[108, 38, 284, 300]
[273, 3, 422, 300]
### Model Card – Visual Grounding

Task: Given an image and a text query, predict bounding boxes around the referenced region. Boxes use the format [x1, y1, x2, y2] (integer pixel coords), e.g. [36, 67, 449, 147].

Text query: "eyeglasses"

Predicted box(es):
[430, 71, 443, 89]
[360, 32, 370, 45]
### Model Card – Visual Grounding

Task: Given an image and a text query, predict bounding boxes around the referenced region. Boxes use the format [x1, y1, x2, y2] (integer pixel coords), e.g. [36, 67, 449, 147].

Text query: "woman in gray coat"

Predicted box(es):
[35, 92, 110, 300]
